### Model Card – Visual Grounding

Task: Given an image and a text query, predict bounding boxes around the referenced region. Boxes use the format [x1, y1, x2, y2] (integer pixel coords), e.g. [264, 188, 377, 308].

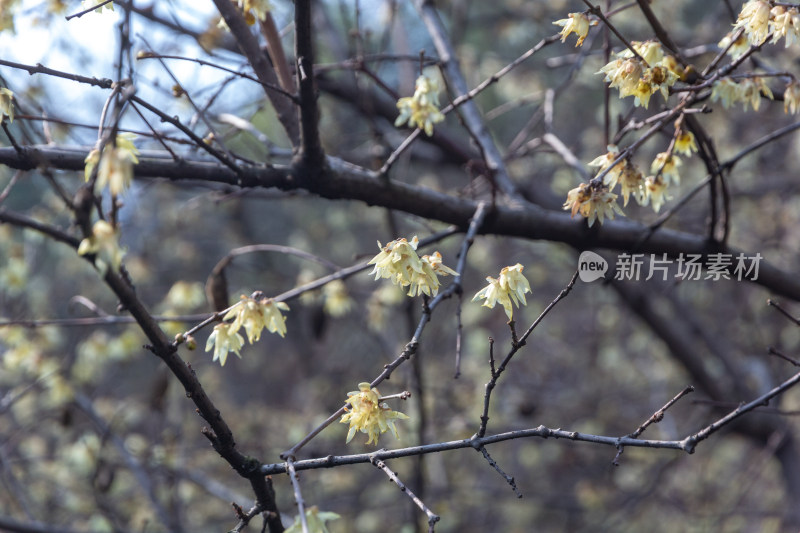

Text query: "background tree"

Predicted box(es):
[1, 0, 800, 531]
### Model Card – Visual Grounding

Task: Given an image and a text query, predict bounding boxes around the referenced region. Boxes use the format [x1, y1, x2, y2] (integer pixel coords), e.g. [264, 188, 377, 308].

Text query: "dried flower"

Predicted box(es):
[563, 183, 624, 226]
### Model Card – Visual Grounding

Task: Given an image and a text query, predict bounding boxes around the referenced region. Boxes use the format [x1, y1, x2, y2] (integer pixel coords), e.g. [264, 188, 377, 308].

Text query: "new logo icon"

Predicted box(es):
[578, 251, 608, 282]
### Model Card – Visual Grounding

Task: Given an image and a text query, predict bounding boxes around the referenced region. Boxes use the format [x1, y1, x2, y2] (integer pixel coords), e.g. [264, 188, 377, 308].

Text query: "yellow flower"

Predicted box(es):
[588, 145, 625, 189]
[598, 42, 677, 108]
[598, 58, 643, 99]
[710, 78, 742, 109]
[205, 323, 244, 366]
[563, 183, 623, 227]
[553, 12, 594, 47]
[0, 87, 14, 122]
[718, 32, 751, 59]
[77, 220, 125, 272]
[84, 133, 139, 195]
[225, 294, 290, 340]
[322, 280, 353, 317]
[368, 236, 456, 297]
[617, 164, 646, 206]
[784, 81, 800, 114]
[0, 0, 19, 32]
[733, 0, 772, 46]
[395, 74, 445, 136]
[239, 0, 271, 25]
[340, 382, 409, 445]
[739, 76, 773, 111]
[472, 263, 531, 320]
[643, 175, 670, 212]
[651, 152, 682, 185]
[771, 7, 800, 47]
[674, 130, 698, 156]
[620, 40, 665, 67]
[409, 251, 458, 297]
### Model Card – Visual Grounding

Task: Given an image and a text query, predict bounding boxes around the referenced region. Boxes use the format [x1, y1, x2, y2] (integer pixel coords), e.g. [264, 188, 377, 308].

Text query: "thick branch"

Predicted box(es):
[211, 0, 300, 147]
[1, 146, 799, 300]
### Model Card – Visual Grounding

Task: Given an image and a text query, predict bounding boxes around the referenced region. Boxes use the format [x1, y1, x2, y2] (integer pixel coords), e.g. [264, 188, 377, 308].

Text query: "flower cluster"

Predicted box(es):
[563, 182, 624, 226]
[570, 140, 690, 219]
[472, 264, 532, 320]
[597, 41, 681, 109]
[340, 382, 409, 445]
[737, 1, 800, 47]
[205, 294, 289, 366]
[368, 236, 457, 297]
[395, 74, 445, 136]
[710, 76, 773, 111]
[553, 12, 596, 47]
[0, 87, 14, 122]
[84, 133, 140, 196]
[77, 220, 125, 273]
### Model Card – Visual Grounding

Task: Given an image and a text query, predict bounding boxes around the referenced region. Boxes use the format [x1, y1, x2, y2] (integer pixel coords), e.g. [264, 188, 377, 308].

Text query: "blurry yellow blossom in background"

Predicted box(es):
[395, 74, 445, 136]
[77, 220, 125, 272]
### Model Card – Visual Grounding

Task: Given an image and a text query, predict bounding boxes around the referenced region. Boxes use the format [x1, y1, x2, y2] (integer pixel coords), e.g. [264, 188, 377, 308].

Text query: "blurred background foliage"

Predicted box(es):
[1, 0, 800, 531]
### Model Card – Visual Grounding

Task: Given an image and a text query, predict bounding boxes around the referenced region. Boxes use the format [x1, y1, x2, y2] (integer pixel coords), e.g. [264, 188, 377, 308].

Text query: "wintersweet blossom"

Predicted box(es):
[322, 280, 354, 317]
[0, 87, 14, 122]
[643, 175, 670, 212]
[563, 183, 624, 227]
[651, 152, 682, 185]
[718, 32, 751, 59]
[553, 12, 595, 47]
[395, 74, 445, 136]
[784, 82, 800, 114]
[617, 164, 646, 207]
[368, 236, 456, 297]
[739, 77, 773, 111]
[597, 41, 680, 108]
[77, 220, 125, 272]
[588, 145, 625, 188]
[710, 78, 742, 109]
[674, 130, 698, 156]
[205, 323, 244, 366]
[224, 294, 290, 340]
[771, 7, 800, 47]
[733, 0, 771, 46]
[340, 382, 409, 445]
[84, 133, 140, 195]
[472, 263, 531, 320]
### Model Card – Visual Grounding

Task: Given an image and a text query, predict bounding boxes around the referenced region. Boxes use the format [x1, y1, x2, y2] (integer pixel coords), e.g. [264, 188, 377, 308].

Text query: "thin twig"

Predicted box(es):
[474, 445, 522, 498]
[370, 456, 440, 531]
[286, 460, 309, 533]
